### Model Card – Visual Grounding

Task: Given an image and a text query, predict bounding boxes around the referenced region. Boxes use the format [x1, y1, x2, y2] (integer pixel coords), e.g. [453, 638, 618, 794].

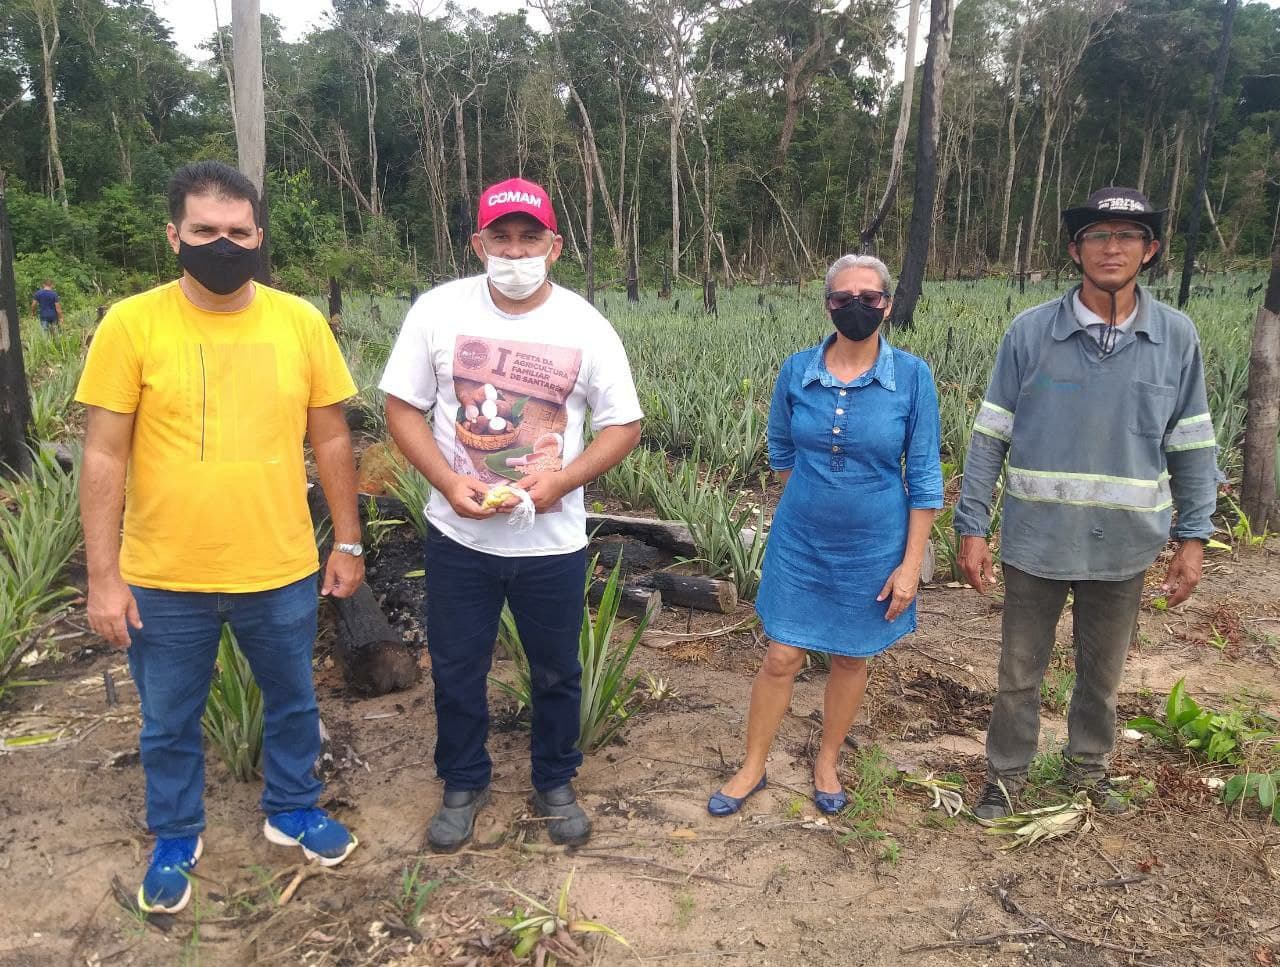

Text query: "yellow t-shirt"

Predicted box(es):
[75, 281, 356, 593]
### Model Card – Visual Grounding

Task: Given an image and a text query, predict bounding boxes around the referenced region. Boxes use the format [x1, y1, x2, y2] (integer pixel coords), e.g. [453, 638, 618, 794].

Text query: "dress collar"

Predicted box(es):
[801, 333, 896, 391]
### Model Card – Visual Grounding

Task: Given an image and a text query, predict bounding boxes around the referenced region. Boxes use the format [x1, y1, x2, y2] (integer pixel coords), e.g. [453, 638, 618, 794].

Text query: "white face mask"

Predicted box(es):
[483, 245, 550, 300]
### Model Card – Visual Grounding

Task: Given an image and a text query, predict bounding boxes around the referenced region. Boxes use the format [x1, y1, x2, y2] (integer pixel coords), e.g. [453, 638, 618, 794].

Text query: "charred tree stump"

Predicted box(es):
[330, 582, 417, 696]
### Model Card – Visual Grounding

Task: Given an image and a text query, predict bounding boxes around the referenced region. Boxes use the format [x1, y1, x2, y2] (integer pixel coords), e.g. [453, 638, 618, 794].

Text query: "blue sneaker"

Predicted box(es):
[138, 835, 203, 914]
[263, 808, 357, 866]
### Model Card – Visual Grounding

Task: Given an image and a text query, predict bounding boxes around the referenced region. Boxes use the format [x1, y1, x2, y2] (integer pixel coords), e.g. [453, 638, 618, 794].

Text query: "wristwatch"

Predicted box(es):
[334, 542, 364, 557]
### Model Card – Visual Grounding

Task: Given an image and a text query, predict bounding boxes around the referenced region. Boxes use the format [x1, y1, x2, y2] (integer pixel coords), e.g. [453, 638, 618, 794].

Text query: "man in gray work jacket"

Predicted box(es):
[955, 187, 1218, 820]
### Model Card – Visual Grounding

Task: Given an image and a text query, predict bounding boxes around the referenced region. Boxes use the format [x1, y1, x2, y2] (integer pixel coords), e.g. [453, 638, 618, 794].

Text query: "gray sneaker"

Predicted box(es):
[427, 787, 490, 853]
[531, 784, 592, 846]
[973, 781, 1014, 821]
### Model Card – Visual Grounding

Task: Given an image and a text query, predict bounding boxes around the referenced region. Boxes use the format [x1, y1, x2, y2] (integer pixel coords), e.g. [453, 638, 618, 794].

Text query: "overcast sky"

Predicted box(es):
[153, 0, 536, 62]
[154, 0, 1280, 73]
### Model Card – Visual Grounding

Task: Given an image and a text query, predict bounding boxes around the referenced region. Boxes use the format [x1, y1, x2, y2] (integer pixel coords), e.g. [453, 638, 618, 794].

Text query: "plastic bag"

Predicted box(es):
[482, 484, 536, 533]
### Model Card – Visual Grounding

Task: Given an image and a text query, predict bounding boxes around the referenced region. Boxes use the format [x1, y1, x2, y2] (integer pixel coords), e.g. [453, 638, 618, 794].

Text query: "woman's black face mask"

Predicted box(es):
[827, 292, 885, 342]
[178, 236, 260, 295]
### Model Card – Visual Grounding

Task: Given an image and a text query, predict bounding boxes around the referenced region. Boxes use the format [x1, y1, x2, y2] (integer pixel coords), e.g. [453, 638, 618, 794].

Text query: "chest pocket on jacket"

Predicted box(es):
[1128, 380, 1176, 439]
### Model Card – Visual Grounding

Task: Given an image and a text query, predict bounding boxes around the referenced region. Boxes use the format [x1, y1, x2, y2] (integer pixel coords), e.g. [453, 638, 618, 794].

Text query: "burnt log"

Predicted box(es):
[590, 538, 663, 575]
[648, 573, 737, 614]
[330, 582, 417, 695]
[589, 580, 661, 620]
[586, 513, 697, 559]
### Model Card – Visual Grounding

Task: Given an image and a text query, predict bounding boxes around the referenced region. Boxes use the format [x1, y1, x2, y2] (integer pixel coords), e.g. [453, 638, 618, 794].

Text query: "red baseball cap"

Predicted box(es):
[477, 178, 557, 233]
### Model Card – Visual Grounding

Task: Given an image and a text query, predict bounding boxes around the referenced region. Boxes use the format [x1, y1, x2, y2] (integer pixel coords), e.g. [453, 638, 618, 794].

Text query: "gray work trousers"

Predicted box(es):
[985, 564, 1146, 790]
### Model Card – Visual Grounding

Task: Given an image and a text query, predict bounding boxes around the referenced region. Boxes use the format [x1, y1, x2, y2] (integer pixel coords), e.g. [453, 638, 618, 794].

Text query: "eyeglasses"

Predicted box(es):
[1077, 229, 1151, 245]
[826, 289, 888, 311]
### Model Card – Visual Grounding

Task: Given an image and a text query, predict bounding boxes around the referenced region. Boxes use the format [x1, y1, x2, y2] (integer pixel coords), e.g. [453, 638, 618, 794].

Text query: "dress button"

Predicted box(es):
[832, 445, 840, 453]
[839, 390, 847, 397]
[836, 408, 844, 415]
[833, 427, 841, 434]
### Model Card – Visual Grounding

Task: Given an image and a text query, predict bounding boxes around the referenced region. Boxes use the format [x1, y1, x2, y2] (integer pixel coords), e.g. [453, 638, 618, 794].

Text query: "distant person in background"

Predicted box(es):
[956, 187, 1218, 820]
[708, 254, 943, 818]
[76, 160, 364, 915]
[31, 279, 63, 330]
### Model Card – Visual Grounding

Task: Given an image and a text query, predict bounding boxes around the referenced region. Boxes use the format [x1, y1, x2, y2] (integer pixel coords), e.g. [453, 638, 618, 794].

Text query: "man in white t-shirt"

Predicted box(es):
[381, 178, 643, 852]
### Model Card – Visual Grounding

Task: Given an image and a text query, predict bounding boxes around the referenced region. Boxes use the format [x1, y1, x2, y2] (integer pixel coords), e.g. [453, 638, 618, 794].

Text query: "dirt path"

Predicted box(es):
[1, 541, 1278, 966]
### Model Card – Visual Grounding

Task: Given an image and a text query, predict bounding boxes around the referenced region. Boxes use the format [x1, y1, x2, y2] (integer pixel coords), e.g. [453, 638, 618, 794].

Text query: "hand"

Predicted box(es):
[877, 563, 920, 621]
[958, 535, 999, 594]
[442, 473, 497, 520]
[1161, 539, 1204, 607]
[515, 470, 571, 513]
[322, 548, 365, 598]
[87, 573, 142, 650]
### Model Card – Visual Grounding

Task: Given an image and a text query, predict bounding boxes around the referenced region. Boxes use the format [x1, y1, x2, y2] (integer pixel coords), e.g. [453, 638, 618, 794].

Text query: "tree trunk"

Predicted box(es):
[861, 0, 921, 252]
[890, 0, 954, 329]
[581, 134, 596, 306]
[232, 0, 271, 284]
[34, 1, 67, 208]
[1151, 116, 1185, 284]
[0, 171, 32, 477]
[997, 8, 1027, 264]
[454, 96, 471, 224]
[1179, 0, 1238, 309]
[1241, 246, 1280, 532]
[1022, 97, 1057, 280]
[1136, 102, 1157, 194]
[669, 104, 680, 283]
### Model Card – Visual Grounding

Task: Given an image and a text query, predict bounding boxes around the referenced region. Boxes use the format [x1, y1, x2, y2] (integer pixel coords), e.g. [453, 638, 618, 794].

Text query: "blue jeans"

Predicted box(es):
[423, 526, 586, 793]
[126, 573, 323, 838]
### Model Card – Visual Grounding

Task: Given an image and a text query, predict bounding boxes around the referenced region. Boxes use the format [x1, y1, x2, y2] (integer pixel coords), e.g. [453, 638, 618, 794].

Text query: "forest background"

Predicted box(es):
[2, 0, 1279, 311]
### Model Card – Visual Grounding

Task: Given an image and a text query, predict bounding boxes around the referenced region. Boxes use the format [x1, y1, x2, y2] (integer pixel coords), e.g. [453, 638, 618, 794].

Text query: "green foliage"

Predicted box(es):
[0, 450, 82, 691]
[398, 861, 441, 928]
[0, 451, 83, 697]
[491, 555, 649, 753]
[1127, 678, 1278, 766]
[385, 462, 433, 539]
[202, 626, 265, 782]
[1222, 769, 1280, 823]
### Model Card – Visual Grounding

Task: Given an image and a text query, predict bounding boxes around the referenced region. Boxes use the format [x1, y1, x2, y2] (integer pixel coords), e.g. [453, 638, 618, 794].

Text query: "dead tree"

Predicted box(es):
[1178, 0, 1238, 309]
[0, 171, 32, 476]
[861, 0, 922, 253]
[1241, 245, 1280, 532]
[232, 0, 271, 283]
[890, 0, 955, 329]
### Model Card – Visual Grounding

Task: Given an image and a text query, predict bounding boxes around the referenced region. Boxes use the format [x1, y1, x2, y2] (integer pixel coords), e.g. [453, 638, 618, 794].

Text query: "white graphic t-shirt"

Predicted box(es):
[379, 276, 643, 556]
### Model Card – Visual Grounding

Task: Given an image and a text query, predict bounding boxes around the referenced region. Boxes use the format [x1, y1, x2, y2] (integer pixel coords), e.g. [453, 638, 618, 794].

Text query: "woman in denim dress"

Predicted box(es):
[709, 255, 943, 816]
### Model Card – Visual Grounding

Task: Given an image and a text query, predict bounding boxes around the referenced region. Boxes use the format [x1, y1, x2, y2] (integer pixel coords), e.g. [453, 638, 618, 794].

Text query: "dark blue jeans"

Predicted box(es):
[126, 573, 323, 838]
[423, 526, 586, 793]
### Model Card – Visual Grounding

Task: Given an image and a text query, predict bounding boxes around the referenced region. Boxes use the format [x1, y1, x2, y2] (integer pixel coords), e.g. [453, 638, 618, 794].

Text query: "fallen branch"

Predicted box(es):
[900, 927, 1045, 953]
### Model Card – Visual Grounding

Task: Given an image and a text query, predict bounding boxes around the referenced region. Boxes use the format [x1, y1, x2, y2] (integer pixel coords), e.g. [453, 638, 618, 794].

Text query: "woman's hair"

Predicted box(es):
[824, 254, 893, 295]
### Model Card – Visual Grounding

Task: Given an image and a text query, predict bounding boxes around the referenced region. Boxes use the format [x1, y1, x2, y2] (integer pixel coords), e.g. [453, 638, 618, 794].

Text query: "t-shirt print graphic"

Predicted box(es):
[451, 335, 583, 513]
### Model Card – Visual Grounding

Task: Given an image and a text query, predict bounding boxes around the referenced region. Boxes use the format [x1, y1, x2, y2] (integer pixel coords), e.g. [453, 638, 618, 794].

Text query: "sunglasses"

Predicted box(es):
[826, 289, 888, 311]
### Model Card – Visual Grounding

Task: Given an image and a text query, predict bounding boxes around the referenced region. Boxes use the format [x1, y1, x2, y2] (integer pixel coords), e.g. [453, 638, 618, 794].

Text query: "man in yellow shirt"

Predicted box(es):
[76, 161, 364, 914]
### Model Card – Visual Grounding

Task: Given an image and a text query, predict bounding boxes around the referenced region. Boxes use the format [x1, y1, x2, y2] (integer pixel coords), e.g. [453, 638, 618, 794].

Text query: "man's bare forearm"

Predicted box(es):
[559, 422, 641, 491]
[386, 395, 457, 489]
[309, 407, 362, 544]
[81, 448, 127, 581]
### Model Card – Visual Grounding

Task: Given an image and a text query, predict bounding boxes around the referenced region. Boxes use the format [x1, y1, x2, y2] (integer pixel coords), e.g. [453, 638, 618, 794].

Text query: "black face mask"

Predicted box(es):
[830, 300, 883, 342]
[178, 237, 259, 295]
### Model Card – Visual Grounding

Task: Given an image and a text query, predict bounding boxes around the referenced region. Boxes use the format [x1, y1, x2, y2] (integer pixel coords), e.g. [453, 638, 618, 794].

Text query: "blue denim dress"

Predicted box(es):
[756, 335, 943, 656]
